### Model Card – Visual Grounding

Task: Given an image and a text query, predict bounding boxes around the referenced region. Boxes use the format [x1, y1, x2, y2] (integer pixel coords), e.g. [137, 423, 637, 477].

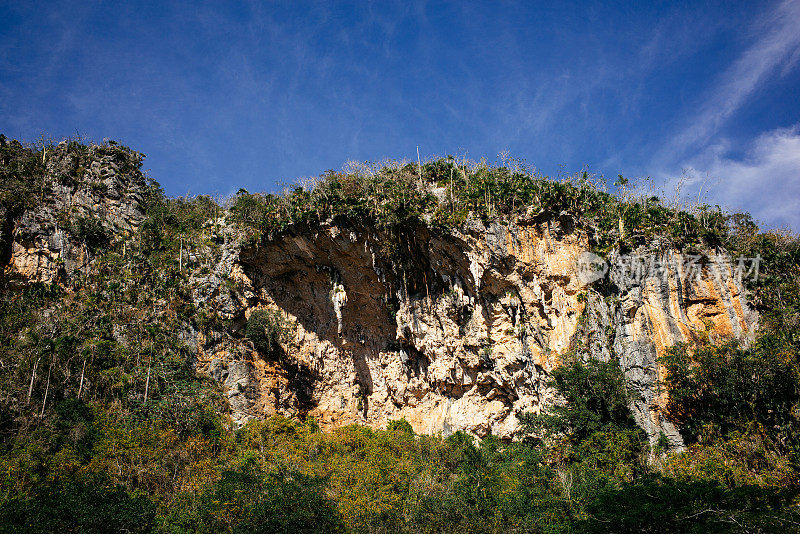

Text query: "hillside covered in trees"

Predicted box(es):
[1, 135, 799, 532]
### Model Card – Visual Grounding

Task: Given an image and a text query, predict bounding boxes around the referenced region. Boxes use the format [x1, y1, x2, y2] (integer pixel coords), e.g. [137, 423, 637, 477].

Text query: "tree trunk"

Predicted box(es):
[27, 357, 40, 403]
[78, 357, 87, 399]
[40, 363, 52, 417]
[144, 364, 151, 403]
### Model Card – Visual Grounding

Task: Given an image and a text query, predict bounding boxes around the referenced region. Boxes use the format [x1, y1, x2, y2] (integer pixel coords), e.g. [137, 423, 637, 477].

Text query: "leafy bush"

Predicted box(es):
[575, 475, 800, 533]
[660, 338, 800, 450]
[163, 458, 344, 534]
[387, 418, 414, 434]
[246, 309, 291, 358]
[519, 355, 642, 444]
[0, 136, 48, 216]
[0, 474, 156, 534]
[71, 215, 111, 250]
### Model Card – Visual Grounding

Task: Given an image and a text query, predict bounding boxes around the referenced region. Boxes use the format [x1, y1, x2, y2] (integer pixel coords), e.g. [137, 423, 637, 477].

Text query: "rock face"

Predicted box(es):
[2, 141, 146, 285]
[233, 218, 587, 438]
[2, 141, 758, 446]
[193, 216, 757, 446]
[584, 249, 758, 448]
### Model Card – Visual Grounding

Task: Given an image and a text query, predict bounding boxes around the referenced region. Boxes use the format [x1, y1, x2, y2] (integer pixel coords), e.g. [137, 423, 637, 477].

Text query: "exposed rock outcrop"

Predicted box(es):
[193, 216, 757, 446]
[2, 141, 758, 446]
[2, 141, 146, 285]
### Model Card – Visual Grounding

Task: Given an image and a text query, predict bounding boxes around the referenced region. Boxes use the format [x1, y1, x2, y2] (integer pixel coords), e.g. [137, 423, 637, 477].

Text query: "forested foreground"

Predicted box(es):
[1, 354, 799, 534]
[1, 139, 800, 532]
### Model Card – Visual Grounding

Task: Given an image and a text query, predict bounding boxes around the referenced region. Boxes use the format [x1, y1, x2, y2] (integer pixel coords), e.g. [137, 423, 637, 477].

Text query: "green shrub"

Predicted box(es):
[660, 338, 800, 449]
[162, 458, 344, 534]
[387, 418, 414, 434]
[519, 355, 641, 444]
[0, 136, 48, 216]
[0, 474, 156, 534]
[246, 309, 290, 358]
[71, 215, 111, 250]
[575, 475, 800, 533]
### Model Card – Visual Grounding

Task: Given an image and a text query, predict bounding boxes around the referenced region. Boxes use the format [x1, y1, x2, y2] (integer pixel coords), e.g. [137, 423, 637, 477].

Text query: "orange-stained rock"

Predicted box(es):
[189, 217, 756, 447]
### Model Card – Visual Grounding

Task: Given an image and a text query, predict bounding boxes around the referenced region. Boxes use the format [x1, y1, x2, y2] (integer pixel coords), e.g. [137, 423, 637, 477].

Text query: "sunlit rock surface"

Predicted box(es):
[3, 142, 757, 447]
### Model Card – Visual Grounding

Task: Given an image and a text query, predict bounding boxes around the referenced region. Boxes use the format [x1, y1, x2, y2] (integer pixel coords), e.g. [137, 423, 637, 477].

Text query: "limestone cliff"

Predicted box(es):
[1, 141, 758, 448]
[2, 139, 146, 286]
[191, 215, 757, 447]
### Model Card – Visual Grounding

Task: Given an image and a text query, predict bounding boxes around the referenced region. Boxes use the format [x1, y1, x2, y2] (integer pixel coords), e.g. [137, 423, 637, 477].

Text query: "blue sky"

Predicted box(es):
[2, 1, 799, 230]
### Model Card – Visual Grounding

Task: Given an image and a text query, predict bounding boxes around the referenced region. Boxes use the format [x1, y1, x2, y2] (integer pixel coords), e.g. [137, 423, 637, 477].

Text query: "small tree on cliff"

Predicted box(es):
[246, 309, 290, 360]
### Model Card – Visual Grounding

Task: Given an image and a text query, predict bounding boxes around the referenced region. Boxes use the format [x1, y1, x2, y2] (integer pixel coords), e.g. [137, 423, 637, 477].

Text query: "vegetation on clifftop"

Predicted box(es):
[228, 155, 733, 255]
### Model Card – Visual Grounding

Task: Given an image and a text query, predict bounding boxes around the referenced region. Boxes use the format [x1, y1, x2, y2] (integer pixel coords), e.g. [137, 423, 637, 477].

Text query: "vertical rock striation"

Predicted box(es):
[193, 216, 757, 446]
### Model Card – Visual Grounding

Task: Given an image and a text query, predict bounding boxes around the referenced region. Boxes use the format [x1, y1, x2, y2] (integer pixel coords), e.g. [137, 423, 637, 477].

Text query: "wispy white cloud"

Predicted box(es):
[663, 125, 800, 230]
[648, 1, 800, 230]
[661, 0, 800, 162]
